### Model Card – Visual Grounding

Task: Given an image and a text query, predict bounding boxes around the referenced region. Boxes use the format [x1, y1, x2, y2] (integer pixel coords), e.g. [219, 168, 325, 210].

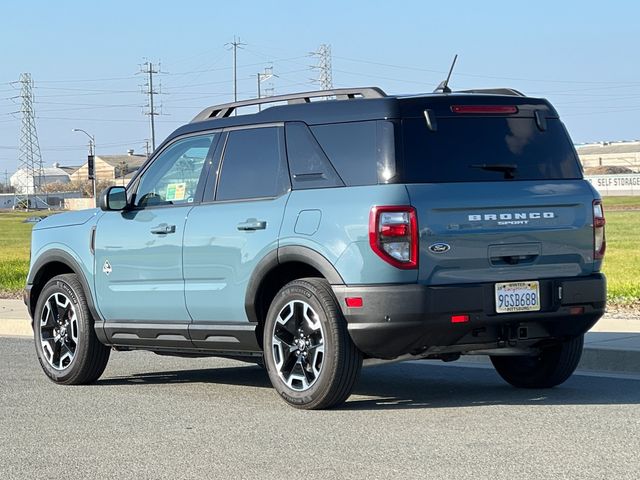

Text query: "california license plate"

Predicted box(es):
[495, 281, 540, 313]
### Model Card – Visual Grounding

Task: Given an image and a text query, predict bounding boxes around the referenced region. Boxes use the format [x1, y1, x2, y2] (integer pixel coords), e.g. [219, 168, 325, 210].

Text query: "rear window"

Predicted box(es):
[401, 117, 583, 182]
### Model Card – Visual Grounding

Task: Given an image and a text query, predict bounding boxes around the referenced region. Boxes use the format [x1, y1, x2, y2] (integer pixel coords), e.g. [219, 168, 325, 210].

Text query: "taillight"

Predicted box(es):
[451, 105, 518, 114]
[593, 199, 606, 260]
[369, 206, 418, 269]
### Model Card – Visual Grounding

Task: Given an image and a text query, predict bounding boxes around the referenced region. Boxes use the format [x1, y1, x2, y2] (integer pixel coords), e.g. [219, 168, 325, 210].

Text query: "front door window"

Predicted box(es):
[135, 134, 216, 207]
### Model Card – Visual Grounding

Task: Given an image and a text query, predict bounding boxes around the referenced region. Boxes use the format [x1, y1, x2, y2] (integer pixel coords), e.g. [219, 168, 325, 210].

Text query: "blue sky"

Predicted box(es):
[1, 0, 639, 175]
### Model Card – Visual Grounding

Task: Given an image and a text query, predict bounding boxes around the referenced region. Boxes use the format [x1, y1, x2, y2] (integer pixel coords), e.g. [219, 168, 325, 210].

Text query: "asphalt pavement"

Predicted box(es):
[5, 297, 640, 374]
[1, 336, 639, 479]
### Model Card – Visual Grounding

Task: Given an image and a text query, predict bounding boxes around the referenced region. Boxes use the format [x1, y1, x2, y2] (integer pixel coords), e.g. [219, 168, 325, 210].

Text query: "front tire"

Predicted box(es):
[263, 278, 362, 409]
[33, 274, 110, 385]
[490, 335, 584, 388]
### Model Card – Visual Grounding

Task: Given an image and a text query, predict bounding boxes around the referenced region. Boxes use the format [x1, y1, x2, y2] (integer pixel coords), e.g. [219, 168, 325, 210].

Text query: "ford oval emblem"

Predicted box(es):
[429, 242, 451, 254]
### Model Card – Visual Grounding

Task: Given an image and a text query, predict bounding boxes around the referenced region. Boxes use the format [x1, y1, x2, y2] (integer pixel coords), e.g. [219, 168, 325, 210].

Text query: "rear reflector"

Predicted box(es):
[570, 306, 585, 315]
[451, 105, 518, 114]
[451, 314, 470, 323]
[345, 297, 363, 308]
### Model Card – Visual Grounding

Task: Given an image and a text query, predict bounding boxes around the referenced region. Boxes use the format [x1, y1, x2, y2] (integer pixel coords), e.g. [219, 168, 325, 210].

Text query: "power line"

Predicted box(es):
[333, 55, 640, 86]
[35, 75, 139, 84]
[34, 86, 139, 93]
[35, 116, 182, 124]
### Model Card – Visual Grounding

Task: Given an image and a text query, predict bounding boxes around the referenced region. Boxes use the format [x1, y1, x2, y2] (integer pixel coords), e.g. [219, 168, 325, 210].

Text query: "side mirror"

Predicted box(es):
[99, 186, 128, 211]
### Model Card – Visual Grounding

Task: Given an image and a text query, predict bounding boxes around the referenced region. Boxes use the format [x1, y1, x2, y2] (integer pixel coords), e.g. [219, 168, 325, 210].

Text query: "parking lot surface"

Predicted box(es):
[1, 336, 639, 479]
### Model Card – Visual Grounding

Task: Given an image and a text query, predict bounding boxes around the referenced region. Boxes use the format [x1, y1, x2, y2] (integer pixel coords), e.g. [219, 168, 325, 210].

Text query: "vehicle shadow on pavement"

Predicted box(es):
[97, 359, 640, 411]
[343, 362, 640, 411]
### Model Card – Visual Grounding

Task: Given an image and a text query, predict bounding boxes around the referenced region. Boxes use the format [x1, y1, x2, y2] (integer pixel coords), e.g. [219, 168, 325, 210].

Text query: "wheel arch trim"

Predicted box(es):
[244, 246, 345, 324]
[27, 248, 108, 343]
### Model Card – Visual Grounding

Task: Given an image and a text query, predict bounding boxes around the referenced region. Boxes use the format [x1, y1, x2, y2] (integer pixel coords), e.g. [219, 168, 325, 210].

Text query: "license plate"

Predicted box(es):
[495, 281, 540, 313]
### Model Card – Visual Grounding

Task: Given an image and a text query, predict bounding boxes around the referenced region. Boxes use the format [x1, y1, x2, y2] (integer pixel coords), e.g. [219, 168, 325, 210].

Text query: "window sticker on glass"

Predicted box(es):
[166, 183, 186, 201]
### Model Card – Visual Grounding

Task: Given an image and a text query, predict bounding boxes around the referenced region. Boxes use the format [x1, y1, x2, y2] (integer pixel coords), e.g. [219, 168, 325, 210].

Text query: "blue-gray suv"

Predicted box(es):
[25, 87, 607, 409]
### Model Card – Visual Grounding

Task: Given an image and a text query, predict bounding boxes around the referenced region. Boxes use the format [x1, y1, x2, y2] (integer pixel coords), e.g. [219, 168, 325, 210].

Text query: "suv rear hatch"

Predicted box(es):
[398, 95, 597, 286]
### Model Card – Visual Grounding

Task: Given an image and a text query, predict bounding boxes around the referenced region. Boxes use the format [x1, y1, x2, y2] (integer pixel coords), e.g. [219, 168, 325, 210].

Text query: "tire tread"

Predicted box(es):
[264, 277, 362, 409]
[34, 274, 110, 385]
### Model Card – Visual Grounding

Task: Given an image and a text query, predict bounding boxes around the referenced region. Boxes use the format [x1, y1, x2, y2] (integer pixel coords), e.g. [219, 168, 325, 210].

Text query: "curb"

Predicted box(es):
[579, 345, 640, 374]
[459, 345, 640, 375]
[1, 319, 32, 337]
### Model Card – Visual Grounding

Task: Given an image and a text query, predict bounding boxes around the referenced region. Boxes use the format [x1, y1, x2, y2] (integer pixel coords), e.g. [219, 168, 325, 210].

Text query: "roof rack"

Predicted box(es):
[191, 87, 387, 122]
[456, 88, 525, 97]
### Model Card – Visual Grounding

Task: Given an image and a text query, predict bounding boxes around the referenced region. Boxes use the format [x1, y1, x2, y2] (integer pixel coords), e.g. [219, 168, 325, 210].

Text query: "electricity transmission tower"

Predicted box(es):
[311, 44, 333, 90]
[15, 73, 47, 210]
[141, 61, 162, 151]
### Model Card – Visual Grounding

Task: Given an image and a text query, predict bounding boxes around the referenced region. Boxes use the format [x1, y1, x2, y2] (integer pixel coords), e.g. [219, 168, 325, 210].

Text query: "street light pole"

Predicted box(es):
[72, 128, 97, 207]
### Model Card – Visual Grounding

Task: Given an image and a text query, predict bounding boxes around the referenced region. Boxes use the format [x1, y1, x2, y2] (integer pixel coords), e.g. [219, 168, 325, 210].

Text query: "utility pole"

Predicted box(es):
[117, 160, 128, 186]
[72, 128, 96, 206]
[311, 44, 333, 90]
[14, 73, 47, 210]
[141, 61, 161, 150]
[256, 66, 275, 111]
[226, 36, 246, 104]
[144, 140, 150, 159]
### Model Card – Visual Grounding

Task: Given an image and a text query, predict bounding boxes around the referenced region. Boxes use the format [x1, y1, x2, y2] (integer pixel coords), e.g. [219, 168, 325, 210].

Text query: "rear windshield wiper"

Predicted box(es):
[470, 163, 517, 179]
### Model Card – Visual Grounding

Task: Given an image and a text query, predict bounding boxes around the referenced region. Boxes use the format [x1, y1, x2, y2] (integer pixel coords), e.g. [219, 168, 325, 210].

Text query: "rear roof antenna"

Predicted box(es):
[434, 54, 458, 93]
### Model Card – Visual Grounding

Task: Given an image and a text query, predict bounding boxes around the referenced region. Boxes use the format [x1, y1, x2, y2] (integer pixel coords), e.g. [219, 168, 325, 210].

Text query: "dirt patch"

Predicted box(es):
[605, 205, 640, 211]
[606, 303, 640, 319]
[0, 290, 22, 300]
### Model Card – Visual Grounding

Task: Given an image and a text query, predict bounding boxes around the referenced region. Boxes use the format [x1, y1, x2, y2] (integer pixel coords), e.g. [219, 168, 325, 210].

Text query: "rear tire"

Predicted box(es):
[490, 335, 584, 388]
[33, 274, 110, 385]
[263, 278, 362, 409]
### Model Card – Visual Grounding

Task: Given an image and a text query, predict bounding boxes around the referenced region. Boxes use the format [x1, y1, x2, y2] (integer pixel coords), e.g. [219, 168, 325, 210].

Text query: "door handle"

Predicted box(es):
[150, 223, 176, 235]
[237, 219, 267, 231]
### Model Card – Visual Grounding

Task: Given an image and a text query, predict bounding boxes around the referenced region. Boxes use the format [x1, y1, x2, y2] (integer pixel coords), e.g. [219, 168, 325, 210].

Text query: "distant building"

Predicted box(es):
[576, 141, 640, 172]
[10, 164, 71, 194]
[59, 165, 81, 176]
[70, 151, 147, 185]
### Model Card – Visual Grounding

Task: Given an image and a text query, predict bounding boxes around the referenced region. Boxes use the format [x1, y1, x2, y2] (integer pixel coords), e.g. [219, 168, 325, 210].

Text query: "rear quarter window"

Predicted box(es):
[285, 122, 344, 189]
[310, 120, 398, 186]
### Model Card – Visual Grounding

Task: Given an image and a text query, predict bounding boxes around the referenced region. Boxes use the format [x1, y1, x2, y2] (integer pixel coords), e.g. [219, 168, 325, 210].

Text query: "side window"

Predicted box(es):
[216, 127, 289, 201]
[135, 134, 216, 207]
[310, 120, 397, 186]
[285, 122, 344, 190]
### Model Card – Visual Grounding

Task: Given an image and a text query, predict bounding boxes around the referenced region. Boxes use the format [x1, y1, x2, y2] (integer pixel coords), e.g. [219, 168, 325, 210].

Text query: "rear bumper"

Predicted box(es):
[332, 274, 606, 359]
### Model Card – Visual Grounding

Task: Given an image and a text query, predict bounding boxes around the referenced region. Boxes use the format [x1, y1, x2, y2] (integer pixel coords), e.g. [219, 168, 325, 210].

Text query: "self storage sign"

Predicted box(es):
[585, 174, 640, 195]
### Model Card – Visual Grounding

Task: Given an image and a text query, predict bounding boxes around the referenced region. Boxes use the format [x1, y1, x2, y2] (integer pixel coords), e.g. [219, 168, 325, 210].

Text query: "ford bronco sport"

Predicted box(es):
[25, 86, 606, 409]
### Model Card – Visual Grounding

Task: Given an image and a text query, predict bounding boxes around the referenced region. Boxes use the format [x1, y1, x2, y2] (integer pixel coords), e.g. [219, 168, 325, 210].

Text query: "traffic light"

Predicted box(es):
[87, 154, 95, 180]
